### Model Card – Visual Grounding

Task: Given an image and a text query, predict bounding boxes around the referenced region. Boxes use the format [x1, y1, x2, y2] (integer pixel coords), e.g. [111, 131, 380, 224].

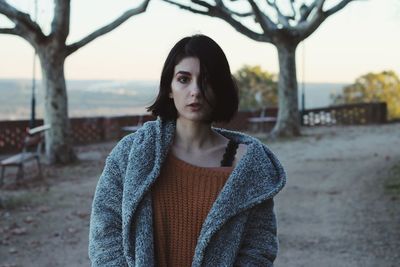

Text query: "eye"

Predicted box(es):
[177, 75, 190, 84]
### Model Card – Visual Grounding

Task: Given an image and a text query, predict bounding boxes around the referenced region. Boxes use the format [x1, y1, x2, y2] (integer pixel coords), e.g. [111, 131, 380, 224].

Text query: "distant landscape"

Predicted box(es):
[0, 79, 347, 120]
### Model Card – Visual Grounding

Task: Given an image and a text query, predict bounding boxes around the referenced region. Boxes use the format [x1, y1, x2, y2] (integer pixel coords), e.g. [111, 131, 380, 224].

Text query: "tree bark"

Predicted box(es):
[1, 0, 150, 165]
[162, 0, 359, 139]
[38, 43, 77, 164]
[270, 42, 301, 138]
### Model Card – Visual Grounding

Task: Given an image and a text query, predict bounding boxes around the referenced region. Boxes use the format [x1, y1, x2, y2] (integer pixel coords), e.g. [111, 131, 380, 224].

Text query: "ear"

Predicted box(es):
[169, 92, 173, 99]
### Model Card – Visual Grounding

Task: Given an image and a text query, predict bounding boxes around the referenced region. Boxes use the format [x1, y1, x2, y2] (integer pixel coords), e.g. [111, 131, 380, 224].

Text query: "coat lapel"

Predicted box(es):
[192, 128, 286, 266]
[120, 119, 286, 266]
[122, 118, 175, 263]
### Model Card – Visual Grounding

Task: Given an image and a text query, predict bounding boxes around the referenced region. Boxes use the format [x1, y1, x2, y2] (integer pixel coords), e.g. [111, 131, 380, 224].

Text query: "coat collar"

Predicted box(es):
[121, 117, 286, 264]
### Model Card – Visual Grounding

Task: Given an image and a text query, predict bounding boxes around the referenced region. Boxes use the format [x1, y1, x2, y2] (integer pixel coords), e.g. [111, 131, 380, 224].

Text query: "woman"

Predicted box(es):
[88, 34, 286, 267]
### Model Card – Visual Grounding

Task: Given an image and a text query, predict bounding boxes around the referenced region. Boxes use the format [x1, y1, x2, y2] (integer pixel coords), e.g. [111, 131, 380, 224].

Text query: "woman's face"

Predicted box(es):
[169, 57, 215, 122]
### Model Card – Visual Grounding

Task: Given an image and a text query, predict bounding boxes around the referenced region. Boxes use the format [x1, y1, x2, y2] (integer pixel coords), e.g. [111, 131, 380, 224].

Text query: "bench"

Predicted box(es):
[247, 109, 277, 132]
[0, 124, 50, 187]
[121, 115, 144, 133]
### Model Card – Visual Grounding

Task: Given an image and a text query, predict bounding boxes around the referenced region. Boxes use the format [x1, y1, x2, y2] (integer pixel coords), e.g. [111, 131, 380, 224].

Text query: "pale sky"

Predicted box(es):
[0, 0, 399, 83]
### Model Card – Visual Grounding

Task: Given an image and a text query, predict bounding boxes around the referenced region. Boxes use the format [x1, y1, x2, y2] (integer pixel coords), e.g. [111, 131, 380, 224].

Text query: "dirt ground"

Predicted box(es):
[0, 123, 399, 267]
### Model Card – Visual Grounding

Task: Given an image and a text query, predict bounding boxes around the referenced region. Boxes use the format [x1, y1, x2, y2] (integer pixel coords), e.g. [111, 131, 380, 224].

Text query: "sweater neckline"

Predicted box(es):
[168, 152, 234, 173]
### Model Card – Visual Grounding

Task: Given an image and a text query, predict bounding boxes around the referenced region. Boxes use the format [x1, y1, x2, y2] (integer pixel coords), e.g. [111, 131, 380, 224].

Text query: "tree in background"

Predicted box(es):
[163, 0, 362, 138]
[331, 70, 400, 120]
[0, 0, 150, 164]
[234, 65, 277, 111]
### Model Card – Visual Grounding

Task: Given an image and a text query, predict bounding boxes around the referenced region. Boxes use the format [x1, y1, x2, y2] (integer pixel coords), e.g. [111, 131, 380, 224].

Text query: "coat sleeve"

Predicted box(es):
[234, 198, 278, 267]
[88, 155, 128, 267]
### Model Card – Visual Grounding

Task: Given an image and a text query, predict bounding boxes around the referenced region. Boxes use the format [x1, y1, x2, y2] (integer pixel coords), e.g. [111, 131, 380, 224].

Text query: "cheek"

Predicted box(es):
[169, 90, 177, 101]
[174, 97, 185, 109]
[169, 90, 182, 108]
[170, 80, 182, 97]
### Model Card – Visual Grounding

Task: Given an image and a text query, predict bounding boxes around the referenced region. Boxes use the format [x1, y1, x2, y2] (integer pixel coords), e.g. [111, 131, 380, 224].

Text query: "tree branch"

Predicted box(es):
[198, 0, 271, 42]
[298, 0, 326, 23]
[325, 0, 356, 17]
[214, 0, 252, 17]
[299, 2, 316, 22]
[289, 0, 296, 19]
[192, 0, 214, 9]
[266, 0, 292, 27]
[247, 0, 277, 33]
[295, 0, 327, 40]
[296, 0, 358, 40]
[216, 7, 270, 42]
[51, 0, 71, 41]
[316, 0, 327, 12]
[66, 0, 150, 55]
[161, 0, 269, 42]
[0, 0, 45, 44]
[0, 27, 18, 35]
[163, 0, 209, 15]
[230, 10, 253, 17]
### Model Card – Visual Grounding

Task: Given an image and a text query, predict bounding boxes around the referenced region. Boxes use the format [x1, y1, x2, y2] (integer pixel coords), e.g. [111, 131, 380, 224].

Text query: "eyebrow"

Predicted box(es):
[175, 71, 192, 76]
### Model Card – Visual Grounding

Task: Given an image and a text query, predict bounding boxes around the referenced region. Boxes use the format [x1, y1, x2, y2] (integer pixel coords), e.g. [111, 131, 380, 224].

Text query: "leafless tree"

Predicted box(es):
[163, 0, 362, 137]
[0, 0, 150, 164]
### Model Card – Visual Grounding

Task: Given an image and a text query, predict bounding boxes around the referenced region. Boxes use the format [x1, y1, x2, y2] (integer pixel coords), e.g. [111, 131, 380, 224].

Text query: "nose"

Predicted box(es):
[189, 82, 201, 97]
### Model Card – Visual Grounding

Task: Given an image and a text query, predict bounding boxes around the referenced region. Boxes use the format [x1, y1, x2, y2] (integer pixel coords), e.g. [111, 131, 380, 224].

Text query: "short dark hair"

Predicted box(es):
[146, 34, 239, 123]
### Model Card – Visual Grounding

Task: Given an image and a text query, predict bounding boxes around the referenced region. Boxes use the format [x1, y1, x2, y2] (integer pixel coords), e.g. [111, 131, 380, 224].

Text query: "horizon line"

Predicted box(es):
[0, 77, 351, 84]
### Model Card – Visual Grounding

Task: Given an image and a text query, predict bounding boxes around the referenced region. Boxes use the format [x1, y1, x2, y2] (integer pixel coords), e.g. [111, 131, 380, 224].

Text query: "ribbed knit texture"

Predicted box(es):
[151, 152, 233, 267]
[89, 118, 287, 267]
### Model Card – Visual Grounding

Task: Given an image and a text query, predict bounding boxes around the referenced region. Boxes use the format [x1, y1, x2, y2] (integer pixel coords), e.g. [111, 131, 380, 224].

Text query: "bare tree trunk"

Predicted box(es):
[1, 0, 150, 165]
[161, 0, 359, 138]
[270, 42, 301, 138]
[38, 46, 77, 164]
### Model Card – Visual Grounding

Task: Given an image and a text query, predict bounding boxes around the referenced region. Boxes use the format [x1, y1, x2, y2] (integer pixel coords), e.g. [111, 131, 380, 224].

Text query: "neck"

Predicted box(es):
[173, 117, 218, 153]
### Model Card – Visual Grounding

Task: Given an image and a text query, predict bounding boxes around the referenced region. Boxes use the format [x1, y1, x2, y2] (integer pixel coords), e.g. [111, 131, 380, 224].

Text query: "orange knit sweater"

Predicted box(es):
[151, 152, 233, 267]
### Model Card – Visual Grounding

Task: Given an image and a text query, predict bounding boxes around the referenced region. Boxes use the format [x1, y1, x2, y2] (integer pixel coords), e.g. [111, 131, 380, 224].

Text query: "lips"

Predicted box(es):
[187, 103, 202, 111]
[188, 103, 201, 107]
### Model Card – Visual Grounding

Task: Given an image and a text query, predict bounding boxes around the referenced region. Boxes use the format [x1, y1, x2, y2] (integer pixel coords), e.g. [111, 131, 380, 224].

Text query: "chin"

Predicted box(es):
[178, 113, 211, 123]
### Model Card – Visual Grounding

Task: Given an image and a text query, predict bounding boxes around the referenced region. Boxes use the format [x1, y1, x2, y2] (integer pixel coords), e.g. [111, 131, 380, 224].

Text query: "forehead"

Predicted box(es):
[174, 57, 200, 75]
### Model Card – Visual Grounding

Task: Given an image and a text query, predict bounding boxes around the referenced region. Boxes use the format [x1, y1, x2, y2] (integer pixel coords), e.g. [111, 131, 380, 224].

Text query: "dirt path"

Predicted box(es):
[0, 124, 399, 267]
[0, 143, 113, 267]
[268, 124, 400, 267]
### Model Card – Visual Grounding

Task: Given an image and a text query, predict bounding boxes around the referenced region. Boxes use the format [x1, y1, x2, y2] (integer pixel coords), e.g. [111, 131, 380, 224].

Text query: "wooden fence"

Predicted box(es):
[0, 110, 262, 154]
[0, 103, 388, 154]
[301, 102, 387, 126]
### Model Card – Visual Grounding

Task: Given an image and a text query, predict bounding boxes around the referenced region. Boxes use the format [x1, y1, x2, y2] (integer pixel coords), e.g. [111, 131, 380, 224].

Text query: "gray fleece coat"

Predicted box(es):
[88, 118, 286, 267]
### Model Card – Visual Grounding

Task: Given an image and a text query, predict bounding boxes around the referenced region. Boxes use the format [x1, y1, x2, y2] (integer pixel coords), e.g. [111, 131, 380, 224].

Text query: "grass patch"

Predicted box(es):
[384, 161, 400, 195]
[0, 190, 53, 210]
